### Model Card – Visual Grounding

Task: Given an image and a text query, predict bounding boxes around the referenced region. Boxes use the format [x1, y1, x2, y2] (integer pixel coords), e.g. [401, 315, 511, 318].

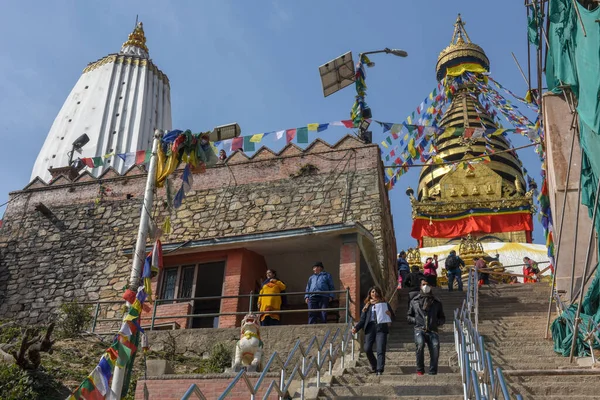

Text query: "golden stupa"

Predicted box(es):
[407, 15, 535, 249]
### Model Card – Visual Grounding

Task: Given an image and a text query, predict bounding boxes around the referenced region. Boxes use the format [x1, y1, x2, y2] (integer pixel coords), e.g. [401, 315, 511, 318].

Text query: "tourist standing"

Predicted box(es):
[397, 251, 410, 288]
[407, 280, 446, 375]
[404, 266, 426, 303]
[257, 269, 286, 326]
[445, 250, 465, 291]
[304, 262, 335, 324]
[423, 255, 439, 287]
[352, 286, 394, 376]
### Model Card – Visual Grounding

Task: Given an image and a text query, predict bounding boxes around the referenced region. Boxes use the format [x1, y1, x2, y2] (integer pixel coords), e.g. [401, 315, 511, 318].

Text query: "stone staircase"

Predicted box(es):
[318, 288, 466, 399]
[478, 283, 600, 399]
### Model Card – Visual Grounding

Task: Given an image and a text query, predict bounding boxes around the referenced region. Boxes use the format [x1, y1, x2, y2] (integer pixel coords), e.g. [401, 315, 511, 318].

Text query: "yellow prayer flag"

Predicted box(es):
[250, 133, 264, 143]
[381, 141, 389, 148]
[104, 153, 115, 159]
[307, 123, 319, 131]
[407, 116, 412, 124]
[408, 138, 417, 158]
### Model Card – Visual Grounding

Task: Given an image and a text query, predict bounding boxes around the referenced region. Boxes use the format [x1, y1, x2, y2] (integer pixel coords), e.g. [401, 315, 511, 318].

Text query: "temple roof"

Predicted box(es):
[120, 22, 149, 58]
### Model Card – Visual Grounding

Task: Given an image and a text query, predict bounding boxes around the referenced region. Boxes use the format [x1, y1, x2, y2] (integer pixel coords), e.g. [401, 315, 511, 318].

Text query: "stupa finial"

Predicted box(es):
[121, 21, 149, 58]
[450, 14, 472, 45]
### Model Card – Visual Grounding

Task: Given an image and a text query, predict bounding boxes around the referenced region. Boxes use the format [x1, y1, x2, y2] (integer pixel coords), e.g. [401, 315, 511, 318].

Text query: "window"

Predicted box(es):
[159, 261, 226, 328]
[179, 266, 195, 299]
[162, 269, 178, 301]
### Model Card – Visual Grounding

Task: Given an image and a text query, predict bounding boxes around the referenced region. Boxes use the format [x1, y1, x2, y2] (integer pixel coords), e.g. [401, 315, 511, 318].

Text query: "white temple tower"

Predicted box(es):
[30, 22, 172, 181]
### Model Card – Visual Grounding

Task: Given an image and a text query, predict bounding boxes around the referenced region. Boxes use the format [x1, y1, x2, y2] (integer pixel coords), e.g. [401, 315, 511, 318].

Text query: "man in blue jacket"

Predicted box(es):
[305, 261, 335, 324]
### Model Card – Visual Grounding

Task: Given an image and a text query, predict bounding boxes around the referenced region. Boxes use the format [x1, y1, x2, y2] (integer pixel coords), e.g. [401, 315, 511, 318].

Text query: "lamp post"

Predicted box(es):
[354, 48, 408, 143]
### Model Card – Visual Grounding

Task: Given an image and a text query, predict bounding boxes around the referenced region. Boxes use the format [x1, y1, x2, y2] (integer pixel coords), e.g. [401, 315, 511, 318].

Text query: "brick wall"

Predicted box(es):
[135, 376, 280, 400]
[140, 302, 191, 329]
[0, 136, 396, 325]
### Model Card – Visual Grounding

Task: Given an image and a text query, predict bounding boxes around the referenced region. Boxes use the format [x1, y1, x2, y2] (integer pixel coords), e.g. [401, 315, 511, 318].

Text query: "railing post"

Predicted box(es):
[341, 340, 345, 370]
[345, 287, 350, 323]
[328, 343, 333, 375]
[279, 368, 284, 400]
[249, 291, 254, 314]
[91, 302, 100, 333]
[316, 350, 321, 389]
[151, 298, 158, 330]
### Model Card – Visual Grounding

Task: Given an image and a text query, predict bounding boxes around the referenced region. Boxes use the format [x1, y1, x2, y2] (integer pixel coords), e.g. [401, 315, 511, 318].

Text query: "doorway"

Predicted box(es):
[191, 261, 225, 328]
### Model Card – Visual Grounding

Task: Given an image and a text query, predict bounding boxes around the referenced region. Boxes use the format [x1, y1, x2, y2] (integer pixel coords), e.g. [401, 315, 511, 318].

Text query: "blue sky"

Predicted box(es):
[0, 1, 543, 250]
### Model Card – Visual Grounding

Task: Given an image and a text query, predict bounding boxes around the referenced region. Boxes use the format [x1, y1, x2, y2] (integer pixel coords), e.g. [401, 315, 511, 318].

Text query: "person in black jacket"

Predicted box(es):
[352, 286, 394, 375]
[404, 266, 426, 303]
[407, 280, 446, 375]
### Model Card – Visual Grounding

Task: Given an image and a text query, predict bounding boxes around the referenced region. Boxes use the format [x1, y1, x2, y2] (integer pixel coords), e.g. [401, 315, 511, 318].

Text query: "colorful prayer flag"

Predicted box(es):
[296, 127, 309, 143]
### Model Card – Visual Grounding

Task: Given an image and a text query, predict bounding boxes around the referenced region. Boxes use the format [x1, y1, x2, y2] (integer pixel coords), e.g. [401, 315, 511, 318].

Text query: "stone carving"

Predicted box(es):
[232, 314, 263, 372]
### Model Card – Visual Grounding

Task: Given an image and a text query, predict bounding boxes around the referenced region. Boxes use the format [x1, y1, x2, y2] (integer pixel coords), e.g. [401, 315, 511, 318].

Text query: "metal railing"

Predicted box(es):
[454, 267, 522, 400]
[85, 289, 351, 333]
[180, 322, 355, 400]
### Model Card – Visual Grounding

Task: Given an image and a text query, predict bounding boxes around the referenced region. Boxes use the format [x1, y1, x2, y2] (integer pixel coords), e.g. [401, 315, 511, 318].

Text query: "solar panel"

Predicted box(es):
[318, 51, 355, 97]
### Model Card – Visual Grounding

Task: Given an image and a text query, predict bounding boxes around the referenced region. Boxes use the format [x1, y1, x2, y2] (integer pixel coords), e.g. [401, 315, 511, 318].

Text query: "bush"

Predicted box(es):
[56, 301, 93, 338]
[0, 320, 22, 344]
[0, 364, 68, 400]
[193, 342, 233, 373]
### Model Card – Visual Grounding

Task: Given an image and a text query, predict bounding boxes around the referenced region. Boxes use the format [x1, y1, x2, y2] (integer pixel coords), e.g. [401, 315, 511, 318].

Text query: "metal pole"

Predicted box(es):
[249, 291, 254, 314]
[111, 130, 162, 399]
[91, 302, 100, 333]
[569, 155, 584, 300]
[151, 299, 159, 330]
[345, 287, 350, 324]
[544, 117, 579, 338]
[569, 175, 600, 363]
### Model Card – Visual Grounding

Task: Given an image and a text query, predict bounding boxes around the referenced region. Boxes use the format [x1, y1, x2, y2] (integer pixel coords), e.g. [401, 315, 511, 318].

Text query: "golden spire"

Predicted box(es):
[417, 15, 525, 202]
[121, 22, 149, 57]
[449, 14, 472, 45]
[436, 14, 489, 81]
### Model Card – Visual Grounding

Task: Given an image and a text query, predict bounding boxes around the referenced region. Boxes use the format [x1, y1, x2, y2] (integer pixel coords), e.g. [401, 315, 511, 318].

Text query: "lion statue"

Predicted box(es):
[232, 313, 264, 372]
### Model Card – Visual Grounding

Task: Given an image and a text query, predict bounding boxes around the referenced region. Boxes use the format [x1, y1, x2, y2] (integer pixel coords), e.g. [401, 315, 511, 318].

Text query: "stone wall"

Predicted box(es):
[0, 136, 397, 324]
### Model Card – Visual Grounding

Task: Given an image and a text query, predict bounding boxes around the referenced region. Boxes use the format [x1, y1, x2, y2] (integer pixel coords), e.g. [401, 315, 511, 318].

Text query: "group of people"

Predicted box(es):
[257, 261, 335, 326]
[398, 250, 466, 292]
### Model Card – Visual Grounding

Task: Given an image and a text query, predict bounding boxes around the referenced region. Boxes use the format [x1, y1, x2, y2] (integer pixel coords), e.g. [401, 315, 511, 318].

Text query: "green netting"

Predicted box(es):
[546, 0, 600, 356]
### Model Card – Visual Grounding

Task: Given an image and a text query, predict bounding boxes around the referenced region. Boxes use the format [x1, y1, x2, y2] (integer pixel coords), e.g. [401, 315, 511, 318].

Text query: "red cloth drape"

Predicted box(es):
[411, 212, 533, 242]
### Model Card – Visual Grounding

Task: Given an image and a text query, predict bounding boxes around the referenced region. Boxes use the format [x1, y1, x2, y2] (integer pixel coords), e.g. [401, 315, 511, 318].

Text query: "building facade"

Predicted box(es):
[0, 136, 397, 328]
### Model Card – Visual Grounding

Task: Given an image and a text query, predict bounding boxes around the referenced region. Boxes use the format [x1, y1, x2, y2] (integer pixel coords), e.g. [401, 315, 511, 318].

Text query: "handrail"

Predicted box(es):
[454, 267, 522, 399]
[214, 320, 355, 400]
[181, 384, 207, 400]
[89, 288, 351, 333]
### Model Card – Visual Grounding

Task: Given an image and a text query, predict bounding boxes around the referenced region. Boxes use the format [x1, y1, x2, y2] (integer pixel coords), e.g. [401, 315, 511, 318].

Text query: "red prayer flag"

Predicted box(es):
[231, 137, 243, 151]
[341, 120, 355, 128]
[82, 158, 94, 168]
[135, 150, 147, 165]
[286, 129, 297, 143]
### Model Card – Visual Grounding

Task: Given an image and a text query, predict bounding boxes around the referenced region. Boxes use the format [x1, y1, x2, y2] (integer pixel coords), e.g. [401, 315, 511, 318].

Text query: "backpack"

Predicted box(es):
[445, 255, 459, 270]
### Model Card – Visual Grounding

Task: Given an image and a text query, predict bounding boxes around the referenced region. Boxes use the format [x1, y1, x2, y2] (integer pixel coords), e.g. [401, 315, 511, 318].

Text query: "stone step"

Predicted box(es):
[505, 382, 600, 396]
[348, 365, 460, 375]
[318, 396, 462, 400]
[319, 382, 464, 397]
[333, 372, 462, 385]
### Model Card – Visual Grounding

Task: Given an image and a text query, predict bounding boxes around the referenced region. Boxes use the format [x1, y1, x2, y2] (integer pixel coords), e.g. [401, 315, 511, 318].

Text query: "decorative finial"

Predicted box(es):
[121, 21, 149, 58]
[450, 13, 472, 45]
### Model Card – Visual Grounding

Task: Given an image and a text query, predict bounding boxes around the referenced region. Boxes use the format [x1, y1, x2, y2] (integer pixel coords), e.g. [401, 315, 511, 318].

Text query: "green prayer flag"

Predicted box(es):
[243, 136, 255, 152]
[116, 340, 132, 368]
[145, 150, 152, 163]
[385, 137, 392, 145]
[296, 127, 309, 143]
[92, 157, 104, 167]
